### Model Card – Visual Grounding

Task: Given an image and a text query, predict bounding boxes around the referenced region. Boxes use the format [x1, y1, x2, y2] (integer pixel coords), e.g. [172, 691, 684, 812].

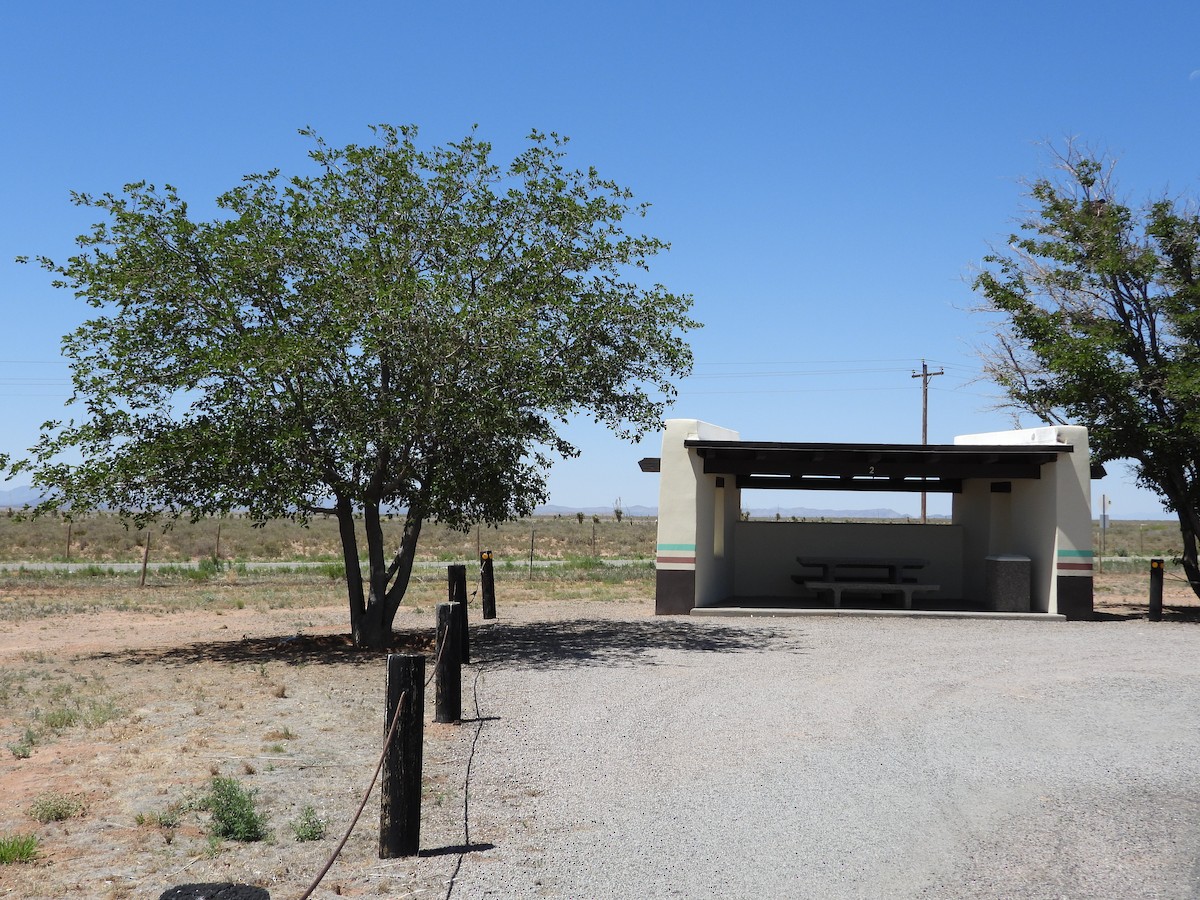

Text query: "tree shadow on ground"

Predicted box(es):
[1153, 605, 1200, 624]
[471, 617, 804, 670]
[88, 629, 435, 669]
[88, 617, 803, 670]
[1091, 605, 1200, 624]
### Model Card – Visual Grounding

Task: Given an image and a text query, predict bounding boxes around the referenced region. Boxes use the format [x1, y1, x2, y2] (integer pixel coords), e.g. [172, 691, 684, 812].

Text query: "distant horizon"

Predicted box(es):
[0, 483, 1179, 522]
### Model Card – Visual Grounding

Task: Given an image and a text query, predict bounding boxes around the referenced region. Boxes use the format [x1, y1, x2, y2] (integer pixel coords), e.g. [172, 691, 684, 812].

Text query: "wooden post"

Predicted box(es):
[434, 603, 461, 723]
[1149, 558, 1164, 622]
[380, 652, 424, 858]
[65, 522, 72, 563]
[529, 529, 535, 580]
[139, 531, 151, 588]
[448, 564, 469, 663]
[214, 521, 222, 561]
[480, 550, 496, 620]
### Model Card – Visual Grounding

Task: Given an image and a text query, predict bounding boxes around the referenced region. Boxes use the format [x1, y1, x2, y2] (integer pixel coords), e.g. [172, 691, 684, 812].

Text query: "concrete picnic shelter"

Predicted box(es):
[640, 419, 1096, 619]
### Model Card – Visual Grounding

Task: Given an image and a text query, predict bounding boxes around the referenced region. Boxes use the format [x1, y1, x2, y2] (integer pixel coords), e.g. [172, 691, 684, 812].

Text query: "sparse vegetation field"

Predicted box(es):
[0, 511, 658, 564]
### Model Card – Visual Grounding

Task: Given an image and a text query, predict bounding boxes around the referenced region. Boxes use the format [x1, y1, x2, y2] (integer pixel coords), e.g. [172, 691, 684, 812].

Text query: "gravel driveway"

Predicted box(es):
[438, 612, 1200, 899]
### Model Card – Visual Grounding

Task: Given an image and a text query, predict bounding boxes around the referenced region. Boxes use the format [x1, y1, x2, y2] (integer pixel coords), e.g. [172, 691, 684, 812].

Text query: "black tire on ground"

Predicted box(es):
[159, 884, 270, 900]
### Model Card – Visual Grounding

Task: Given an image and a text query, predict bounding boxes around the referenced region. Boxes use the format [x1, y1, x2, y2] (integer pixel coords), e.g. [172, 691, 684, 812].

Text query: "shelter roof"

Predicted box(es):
[640, 439, 1075, 494]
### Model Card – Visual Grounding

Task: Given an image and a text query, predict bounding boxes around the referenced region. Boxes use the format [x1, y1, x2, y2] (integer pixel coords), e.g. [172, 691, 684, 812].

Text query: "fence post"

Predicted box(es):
[434, 603, 461, 723]
[1149, 558, 1164, 622]
[380, 652, 424, 858]
[139, 531, 151, 588]
[480, 550, 496, 620]
[448, 564, 469, 663]
[529, 529, 535, 580]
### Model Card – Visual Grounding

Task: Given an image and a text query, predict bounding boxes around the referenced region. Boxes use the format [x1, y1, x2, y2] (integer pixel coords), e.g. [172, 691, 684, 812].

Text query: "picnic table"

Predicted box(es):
[792, 556, 939, 609]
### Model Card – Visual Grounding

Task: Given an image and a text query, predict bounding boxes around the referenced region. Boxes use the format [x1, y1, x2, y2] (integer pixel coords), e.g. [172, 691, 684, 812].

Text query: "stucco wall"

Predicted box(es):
[655, 419, 740, 609]
[954, 425, 1093, 615]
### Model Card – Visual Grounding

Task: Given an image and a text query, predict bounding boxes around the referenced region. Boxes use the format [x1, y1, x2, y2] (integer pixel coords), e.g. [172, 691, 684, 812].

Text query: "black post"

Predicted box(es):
[380, 653, 424, 858]
[1149, 557, 1164, 622]
[448, 564, 470, 663]
[434, 602, 461, 723]
[480, 550, 497, 620]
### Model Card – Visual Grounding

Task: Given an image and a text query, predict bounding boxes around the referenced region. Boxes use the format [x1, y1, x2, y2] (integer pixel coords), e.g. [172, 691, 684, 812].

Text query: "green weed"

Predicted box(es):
[291, 805, 327, 842]
[135, 804, 182, 830]
[203, 776, 268, 842]
[8, 726, 36, 759]
[0, 833, 39, 864]
[39, 705, 79, 731]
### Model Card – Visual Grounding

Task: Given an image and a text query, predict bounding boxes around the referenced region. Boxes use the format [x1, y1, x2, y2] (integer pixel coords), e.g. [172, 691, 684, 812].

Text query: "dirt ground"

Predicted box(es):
[0, 573, 1195, 899]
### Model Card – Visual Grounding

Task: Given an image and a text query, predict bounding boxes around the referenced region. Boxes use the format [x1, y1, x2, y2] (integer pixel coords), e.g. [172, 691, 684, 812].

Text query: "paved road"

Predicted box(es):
[0, 558, 645, 572]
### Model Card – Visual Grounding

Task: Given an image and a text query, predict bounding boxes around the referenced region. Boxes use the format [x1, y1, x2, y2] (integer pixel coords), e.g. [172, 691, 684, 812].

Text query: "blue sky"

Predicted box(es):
[2, 1, 1198, 518]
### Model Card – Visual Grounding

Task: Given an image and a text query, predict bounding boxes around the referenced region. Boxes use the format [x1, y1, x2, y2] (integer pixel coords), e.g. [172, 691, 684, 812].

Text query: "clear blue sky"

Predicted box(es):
[2, 1, 1198, 518]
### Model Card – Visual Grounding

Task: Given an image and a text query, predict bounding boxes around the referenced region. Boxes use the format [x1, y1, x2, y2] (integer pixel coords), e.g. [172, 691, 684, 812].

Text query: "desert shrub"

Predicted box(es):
[135, 804, 181, 829]
[318, 561, 345, 579]
[28, 792, 84, 823]
[39, 706, 79, 732]
[8, 726, 36, 759]
[204, 776, 268, 842]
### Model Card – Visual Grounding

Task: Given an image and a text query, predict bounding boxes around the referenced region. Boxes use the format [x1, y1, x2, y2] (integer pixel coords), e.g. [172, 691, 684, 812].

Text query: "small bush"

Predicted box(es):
[40, 706, 79, 731]
[8, 727, 36, 759]
[204, 776, 268, 842]
[291, 805, 327, 842]
[8, 740, 32, 759]
[135, 804, 181, 830]
[317, 562, 345, 580]
[0, 833, 39, 864]
[28, 792, 84, 823]
[80, 697, 122, 728]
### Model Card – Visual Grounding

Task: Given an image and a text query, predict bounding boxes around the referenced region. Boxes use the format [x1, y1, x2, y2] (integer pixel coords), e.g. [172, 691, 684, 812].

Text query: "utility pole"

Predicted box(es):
[911, 359, 944, 524]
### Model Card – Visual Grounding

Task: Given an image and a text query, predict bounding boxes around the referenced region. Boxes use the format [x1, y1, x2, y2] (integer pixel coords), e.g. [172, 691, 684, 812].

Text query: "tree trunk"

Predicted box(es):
[1178, 511, 1200, 602]
[1158, 467, 1200, 603]
[383, 513, 423, 633]
[336, 496, 428, 650]
[335, 498, 377, 649]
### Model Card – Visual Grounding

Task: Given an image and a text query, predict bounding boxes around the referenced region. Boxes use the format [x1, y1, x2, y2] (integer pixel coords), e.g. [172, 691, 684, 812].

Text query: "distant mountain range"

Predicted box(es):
[0, 485, 43, 508]
[534, 503, 920, 519]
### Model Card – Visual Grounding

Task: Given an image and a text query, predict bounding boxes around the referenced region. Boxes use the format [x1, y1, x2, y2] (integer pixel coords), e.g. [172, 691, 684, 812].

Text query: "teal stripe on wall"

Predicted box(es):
[657, 543, 697, 552]
[1057, 549, 1094, 557]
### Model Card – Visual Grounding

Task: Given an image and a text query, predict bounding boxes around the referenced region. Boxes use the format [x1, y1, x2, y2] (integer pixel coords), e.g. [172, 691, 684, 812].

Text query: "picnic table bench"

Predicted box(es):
[792, 556, 940, 609]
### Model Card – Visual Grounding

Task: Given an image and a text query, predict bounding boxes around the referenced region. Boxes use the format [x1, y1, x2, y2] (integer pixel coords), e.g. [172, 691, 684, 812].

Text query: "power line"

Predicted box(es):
[689, 366, 915, 379]
[679, 386, 916, 396]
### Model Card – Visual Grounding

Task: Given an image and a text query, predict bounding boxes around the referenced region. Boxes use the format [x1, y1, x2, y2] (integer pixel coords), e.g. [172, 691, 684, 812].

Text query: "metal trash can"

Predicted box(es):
[986, 555, 1031, 612]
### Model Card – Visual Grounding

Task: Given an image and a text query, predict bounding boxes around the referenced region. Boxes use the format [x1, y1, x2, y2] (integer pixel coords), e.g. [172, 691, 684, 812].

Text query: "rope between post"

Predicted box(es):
[296, 687, 408, 900]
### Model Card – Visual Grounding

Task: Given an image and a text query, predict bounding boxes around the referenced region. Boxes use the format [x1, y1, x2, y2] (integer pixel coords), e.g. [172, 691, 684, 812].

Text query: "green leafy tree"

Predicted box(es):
[10, 125, 697, 647]
[973, 143, 1200, 596]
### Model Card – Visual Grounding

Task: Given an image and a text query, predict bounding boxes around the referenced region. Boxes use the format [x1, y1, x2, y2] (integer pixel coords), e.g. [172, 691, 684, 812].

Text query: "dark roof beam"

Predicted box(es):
[737, 474, 963, 493]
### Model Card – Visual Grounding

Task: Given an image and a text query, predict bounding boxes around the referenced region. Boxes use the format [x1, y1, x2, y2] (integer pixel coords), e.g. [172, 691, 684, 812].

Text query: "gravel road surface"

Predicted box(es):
[436, 612, 1200, 899]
